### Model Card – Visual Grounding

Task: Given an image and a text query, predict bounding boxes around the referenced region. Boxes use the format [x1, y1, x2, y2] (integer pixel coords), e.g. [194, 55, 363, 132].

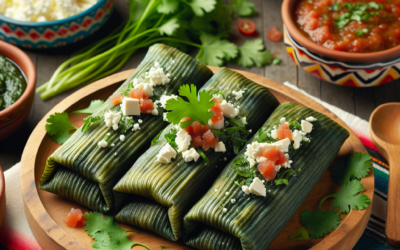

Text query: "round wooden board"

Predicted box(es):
[21, 67, 374, 250]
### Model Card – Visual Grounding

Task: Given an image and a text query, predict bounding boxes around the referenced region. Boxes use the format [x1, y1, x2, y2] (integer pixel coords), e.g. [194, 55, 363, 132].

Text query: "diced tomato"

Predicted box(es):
[76, 217, 87, 227]
[267, 26, 283, 42]
[276, 123, 293, 141]
[180, 117, 194, 135]
[192, 135, 203, 148]
[191, 121, 202, 136]
[210, 98, 223, 124]
[129, 89, 147, 99]
[110, 93, 123, 106]
[262, 146, 287, 166]
[139, 99, 154, 113]
[202, 130, 219, 150]
[238, 19, 256, 36]
[64, 208, 85, 228]
[257, 161, 277, 181]
[201, 125, 210, 134]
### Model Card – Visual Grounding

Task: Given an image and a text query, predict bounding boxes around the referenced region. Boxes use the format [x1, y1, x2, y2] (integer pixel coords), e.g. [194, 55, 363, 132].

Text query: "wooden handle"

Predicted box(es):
[386, 146, 400, 247]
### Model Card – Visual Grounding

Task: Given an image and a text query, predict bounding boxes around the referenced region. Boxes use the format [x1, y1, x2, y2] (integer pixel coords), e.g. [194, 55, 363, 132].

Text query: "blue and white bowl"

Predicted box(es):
[0, 0, 114, 49]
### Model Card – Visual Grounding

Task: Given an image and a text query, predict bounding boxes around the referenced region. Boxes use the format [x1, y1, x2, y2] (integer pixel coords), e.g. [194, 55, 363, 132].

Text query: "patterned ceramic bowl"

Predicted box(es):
[282, 0, 400, 87]
[0, 0, 114, 49]
[0, 41, 36, 141]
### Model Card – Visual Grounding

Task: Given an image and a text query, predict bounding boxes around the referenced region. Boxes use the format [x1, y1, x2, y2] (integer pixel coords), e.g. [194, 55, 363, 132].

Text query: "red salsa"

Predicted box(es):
[295, 0, 400, 53]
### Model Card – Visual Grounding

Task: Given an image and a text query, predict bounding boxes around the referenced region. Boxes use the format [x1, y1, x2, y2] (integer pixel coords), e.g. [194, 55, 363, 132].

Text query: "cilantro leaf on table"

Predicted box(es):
[237, 39, 273, 68]
[197, 33, 238, 66]
[165, 84, 214, 125]
[188, 0, 217, 17]
[159, 18, 180, 36]
[84, 211, 151, 250]
[231, 0, 256, 17]
[72, 100, 104, 114]
[45, 112, 77, 144]
[157, 0, 179, 14]
[290, 227, 310, 240]
[300, 208, 341, 239]
[331, 180, 371, 213]
[331, 152, 372, 186]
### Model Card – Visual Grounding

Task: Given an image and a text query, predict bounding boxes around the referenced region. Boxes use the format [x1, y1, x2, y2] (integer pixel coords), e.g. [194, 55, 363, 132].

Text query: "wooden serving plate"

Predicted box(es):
[21, 68, 373, 250]
[0, 166, 5, 228]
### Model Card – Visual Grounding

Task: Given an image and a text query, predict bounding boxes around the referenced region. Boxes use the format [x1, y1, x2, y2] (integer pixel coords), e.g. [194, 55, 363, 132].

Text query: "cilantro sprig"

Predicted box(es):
[332, 2, 383, 29]
[331, 152, 372, 186]
[45, 112, 77, 144]
[84, 211, 151, 250]
[237, 39, 274, 68]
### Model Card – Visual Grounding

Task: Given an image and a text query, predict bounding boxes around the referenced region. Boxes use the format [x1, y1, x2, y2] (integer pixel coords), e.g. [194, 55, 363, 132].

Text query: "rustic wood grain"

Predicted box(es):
[298, 68, 321, 98]
[321, 80, 355, 114]
[354, 88, 376, 121]
[20, 68, 373, 250]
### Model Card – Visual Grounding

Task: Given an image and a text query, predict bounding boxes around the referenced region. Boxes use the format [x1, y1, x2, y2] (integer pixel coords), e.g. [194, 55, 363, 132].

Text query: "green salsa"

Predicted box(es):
[0, 55, 27, 111]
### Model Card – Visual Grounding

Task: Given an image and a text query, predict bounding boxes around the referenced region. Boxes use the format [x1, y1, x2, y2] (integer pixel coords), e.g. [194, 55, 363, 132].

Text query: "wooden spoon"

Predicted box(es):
[370, 102, 400, 247]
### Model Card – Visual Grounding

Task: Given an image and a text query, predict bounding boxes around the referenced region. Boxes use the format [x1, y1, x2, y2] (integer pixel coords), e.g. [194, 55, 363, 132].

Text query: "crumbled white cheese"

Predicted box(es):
[104, 111, 121, 130]
[222, 208, 227, 213]
[301, 120, 313, 134]
[242, 185, 250, 195]
[151, 108, 159, 116]
[231, 199, 236, 204]
[232, 90, 245, 100]
[111, 143, 115, 146]
[98, 140, 107, 148]
[245, 138, 291, 163]
[175, 129, 191, 152]
[270, 129, 278, 139]
[120, 135, 125, 141]
[135, 83, 154, 97]
[248, 158, 256, 167]
[280, 117, 286, 124]
[133, 123, 140, 131]
[249, 177, 266, 196]
[241, 117, 247, 125]
[159, 94, 178, 108]
[147, 62, 171, 85]
[121, 98, 140, 116]
[220, 100, 239, 118]
[249, 129, 252, 133]
[156, 143, 177, 164]
[305, 116, 317, 122]
[182, 148, 200, 162]
[258, 157, 268, 163]
[208, 117, 224, 130]
[225, 192, 229, 195]
[215, 189, 218, 192]
[138, 119, 143, 124]
[163, 113, 168, 121]
[292, 130, 302, 150]
[214, 141, 226, 152]
[212, 94, 224, 102]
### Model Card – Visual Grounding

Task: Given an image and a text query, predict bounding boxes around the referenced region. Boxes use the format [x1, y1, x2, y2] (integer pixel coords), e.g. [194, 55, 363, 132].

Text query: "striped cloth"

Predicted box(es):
[0, 83, 396, 250]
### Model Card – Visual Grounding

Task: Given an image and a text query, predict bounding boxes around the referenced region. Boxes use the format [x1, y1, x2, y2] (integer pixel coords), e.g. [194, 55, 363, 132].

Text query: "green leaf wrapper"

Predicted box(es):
[39, 44, 213, 213]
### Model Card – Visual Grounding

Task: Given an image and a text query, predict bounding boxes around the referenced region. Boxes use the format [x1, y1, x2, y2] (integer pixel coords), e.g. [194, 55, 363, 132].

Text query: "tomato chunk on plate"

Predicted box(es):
[267, 26, 283, 42]
[257, 161, 277, 181]
[64, 208, 85, 228]
[277, 123, 293, 141]
[139, 99, 154, 113]
[109, 93, 123, 106]
[129, 88, 147, 100]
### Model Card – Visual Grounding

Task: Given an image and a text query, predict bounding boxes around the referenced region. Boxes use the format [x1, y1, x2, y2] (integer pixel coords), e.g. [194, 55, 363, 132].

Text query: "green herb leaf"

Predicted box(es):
[331, 180, 371, 213]
[151, 130, 163, 146]
[272, 58, 281, 65]
[289, 121, 302, 131]
[188, 0, 217, 16]
[290, 227, 310, 240]
[197, 148, 209, 165]
[231, 0, 256, 17]
[300, 208, 341, 239]
[329, 3, 341, 11]
[275, 169, 295, 186]
[368, 2, 383, 10]
[331, 152, 372, 186]
[73, 100, 105, 114]
[197, 33, 238, 66]
[165, 84, 214, 125]
[45, 112, 77, 144]
[157, 0, 179, 14]
[84, 211, 151, 250]
[232, 157, 254, 178]
[165, 133, 178, 150]
[82, 116, 101, 132]
[159, 18, 180, 36]
[237, 39, 273, 68]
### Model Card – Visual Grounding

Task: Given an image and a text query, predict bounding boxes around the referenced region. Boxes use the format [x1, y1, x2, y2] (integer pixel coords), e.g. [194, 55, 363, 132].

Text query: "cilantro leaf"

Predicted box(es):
[197, 148, 209, 165]
[231, 0, 256, 17]
[300, 208, 341, 239]
[165, 84, 214, 125]
[196, 33, 238, 66]
[73, 100, 105, 114]
[159, 18, 180, 36]
[290, 227, 310, 240]
[84, 211, 151, 250]
[151, 130, 163, 146]
[188, 0, 216, 16]
[157, 0, 179, 14]
[237, 39, 273, 68]
[82, 116, 101, 132]
[331, 180, 371, 213]
[331, 152, 372, 186]
[45, 112, 77, 144]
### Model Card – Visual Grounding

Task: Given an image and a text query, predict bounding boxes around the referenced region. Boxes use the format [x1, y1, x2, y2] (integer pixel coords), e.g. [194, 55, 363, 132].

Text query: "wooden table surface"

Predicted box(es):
[1, 0, 399, 171]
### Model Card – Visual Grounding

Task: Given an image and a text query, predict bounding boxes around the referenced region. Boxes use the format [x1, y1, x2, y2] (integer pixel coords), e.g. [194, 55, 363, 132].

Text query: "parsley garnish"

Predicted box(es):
[164, 126, 178, 150]
[255, 127, 275, 143]
[333, 2, 383, 29]
[288, 121, 301, 131]
[84, 211, 152, 250]
[356, 28, 368, 36]
[82, 116, 101, 132]
[151, 130, 163, 146]
[232, 157, 256, 187]
[274, 169, 295, 186]
[196, 33, 238, 66]
[230, 0, 256, 17]
[121, 82, 134, 96]
[300, 204, 341, 239]
[331, 152, 372, 186]
[118, 116, 134, 133]
[45, 112, 77, 144]
[237, 39, 274, 68]
[72, 100, 104, 114]
[197, 148, 210, 165]
[213, 117, 249, 154]
[165, 84, 214, 126]
[330, 179, 371, 213]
